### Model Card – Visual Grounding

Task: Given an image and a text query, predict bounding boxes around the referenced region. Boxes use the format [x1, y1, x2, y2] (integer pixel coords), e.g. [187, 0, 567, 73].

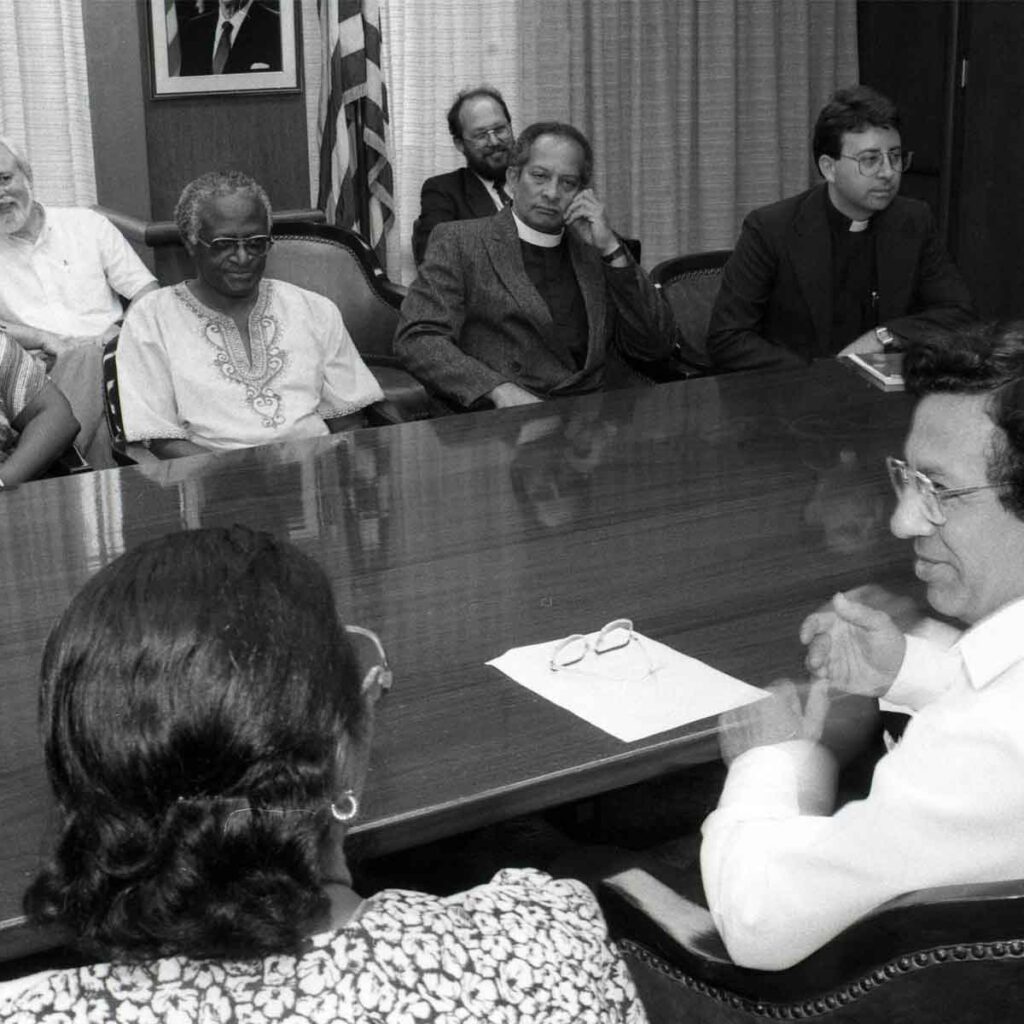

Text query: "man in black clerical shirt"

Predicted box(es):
[395, 121, 679, 410]
[706, 85, 975, 372]
[411, 86, 516, 265]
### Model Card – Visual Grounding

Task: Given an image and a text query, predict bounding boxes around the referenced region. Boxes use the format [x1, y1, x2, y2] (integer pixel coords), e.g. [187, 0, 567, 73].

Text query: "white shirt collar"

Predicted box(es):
[955, 595, 1024, 689]
[511, 210, 563, 248]
[472, 172, 506, 212]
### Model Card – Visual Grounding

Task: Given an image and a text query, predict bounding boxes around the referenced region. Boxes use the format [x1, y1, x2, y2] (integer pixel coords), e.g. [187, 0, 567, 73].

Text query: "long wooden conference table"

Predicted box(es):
[0, 361, 918, 962]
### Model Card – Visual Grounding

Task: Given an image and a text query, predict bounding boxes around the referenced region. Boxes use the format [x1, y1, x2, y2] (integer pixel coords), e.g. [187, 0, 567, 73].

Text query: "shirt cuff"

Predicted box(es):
[714, 739, 836, 819]
[885, 634, 965, 711]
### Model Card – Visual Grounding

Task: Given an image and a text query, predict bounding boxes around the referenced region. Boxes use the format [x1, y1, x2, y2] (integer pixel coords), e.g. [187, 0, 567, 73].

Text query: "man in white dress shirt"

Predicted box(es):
[0, 135, 157, 464]
[701, 321, 1024, 970]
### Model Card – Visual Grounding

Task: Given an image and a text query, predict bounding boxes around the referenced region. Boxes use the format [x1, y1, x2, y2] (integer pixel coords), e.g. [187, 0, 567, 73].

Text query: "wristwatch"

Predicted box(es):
[875, 326, 898, 351]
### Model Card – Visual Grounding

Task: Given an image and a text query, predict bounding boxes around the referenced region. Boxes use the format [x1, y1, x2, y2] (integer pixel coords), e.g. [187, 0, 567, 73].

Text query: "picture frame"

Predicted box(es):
[148, 0, 299, 98]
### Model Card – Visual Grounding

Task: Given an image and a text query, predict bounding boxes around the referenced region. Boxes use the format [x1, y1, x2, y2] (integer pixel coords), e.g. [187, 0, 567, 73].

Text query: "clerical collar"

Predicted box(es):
[825, 190, 871, 233]
[511, 210, 563, 247]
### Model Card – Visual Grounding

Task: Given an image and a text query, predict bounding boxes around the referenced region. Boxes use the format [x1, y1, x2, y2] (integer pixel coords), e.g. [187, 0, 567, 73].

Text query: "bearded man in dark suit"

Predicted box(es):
[411, 86, 516, 265]
[178, 0, 282, 77]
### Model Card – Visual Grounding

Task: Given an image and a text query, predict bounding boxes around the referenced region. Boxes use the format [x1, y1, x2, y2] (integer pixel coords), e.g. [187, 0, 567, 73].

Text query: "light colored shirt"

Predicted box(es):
[0, 206, 155, 339]
[511, 210, 563, 247]
[117, 279, 383, 452]
[0, 869, 647, 1023]
[474, 171, 508, 213]
[701, 596, 1024, 970]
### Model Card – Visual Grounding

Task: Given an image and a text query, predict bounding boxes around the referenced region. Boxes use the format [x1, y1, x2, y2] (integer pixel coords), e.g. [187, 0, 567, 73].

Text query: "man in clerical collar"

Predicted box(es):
[396, 120, 680, 410]
[706, 85, 975, 372]
[411, 86, 517, 265]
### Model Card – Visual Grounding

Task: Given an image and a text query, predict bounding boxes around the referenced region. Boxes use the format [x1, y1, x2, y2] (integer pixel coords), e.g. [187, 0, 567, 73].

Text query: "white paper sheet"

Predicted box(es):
[487, 631, 768, 742]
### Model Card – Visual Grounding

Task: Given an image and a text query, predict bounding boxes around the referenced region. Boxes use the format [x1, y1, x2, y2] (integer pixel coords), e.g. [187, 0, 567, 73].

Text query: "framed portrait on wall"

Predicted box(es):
[149, 0, 299, 97]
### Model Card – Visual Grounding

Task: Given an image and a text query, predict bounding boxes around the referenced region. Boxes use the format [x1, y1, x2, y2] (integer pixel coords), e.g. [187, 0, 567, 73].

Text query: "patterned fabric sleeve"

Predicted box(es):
[0, 332, 46, 422]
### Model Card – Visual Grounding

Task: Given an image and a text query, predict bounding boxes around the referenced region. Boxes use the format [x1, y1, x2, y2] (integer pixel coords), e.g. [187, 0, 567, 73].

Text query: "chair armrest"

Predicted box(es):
[376, 277, 407, 309]
[601, 865, 1024, 1005]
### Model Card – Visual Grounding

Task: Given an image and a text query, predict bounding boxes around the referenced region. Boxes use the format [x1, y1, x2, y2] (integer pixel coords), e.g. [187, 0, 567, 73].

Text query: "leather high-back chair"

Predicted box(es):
[265, 223, 434, 421]
[650, 250, 731, 364]
[599, 865, 1024, 1023]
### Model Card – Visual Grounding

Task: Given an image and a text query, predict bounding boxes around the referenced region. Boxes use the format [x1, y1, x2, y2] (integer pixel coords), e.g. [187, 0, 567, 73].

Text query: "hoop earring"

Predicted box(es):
[330, 789, 359, 823]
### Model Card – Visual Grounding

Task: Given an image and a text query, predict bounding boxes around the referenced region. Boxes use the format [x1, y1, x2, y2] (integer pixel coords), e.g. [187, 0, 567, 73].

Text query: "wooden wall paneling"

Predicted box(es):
[857, 0, 960, 238]
[81, 0, 154, 267]
[953, 1, 1024, 320]
[139, 3, 310, 219]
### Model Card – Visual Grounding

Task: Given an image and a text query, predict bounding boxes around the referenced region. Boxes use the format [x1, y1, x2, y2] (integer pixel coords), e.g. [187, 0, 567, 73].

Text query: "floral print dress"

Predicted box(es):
[0, 869, 647, 1023]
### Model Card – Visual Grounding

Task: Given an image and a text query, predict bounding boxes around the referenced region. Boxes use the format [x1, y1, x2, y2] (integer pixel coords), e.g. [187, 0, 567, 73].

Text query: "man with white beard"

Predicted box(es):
[0, 136, 157, 464]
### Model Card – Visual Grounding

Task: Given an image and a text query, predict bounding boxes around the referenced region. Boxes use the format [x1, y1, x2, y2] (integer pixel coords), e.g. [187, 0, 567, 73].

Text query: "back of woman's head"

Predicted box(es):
[26, 526, 366, 961]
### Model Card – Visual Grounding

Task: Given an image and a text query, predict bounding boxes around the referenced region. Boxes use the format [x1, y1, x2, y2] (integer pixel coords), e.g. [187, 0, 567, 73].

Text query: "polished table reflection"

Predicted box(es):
[0, 361, 918, 960]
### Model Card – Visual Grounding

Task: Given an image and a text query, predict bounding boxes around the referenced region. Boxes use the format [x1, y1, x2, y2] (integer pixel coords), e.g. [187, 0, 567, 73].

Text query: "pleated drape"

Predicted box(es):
[382, 0, 857, 280]
[0, 0, 96, 205]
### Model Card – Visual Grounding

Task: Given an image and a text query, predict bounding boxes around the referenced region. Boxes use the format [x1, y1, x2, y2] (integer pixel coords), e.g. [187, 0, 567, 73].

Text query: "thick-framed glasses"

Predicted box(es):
[839, 149, 913, 176]
[196, 234, 273, 257]
[345, 624, 393, 703]
[886, 456, 1001, 526]
[465, 124, 512, 146]
[548, 618, 656, 681]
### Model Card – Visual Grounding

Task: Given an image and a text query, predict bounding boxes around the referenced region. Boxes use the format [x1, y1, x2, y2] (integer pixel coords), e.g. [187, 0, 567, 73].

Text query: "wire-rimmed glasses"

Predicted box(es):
[196, 234, 274, 257]
[345, 624, 393, 703]
[839, 149, 913, 176]
[464, 124, 513, 146]
[548, 618, 657, 682]
[886, 456, 1002, 526]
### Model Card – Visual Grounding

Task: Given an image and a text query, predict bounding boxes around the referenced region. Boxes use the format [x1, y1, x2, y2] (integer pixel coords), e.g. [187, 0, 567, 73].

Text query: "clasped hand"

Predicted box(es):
[719, 677, 878, 767]
[720, 589, 909, 766]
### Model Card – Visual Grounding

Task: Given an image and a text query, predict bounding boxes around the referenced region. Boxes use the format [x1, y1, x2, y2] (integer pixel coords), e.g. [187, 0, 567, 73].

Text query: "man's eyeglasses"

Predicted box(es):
[549, 618, 656, 681]
[345, 624, 393, 703]
[886, 456, 1001, 526]
[839, 149, 913, 177]
[465, 124, 512, 146]
[196, 234, 274, 257]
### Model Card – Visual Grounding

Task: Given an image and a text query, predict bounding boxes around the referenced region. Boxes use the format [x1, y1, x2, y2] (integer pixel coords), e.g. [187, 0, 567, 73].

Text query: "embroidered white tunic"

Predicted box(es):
[117, 280, 384, 452]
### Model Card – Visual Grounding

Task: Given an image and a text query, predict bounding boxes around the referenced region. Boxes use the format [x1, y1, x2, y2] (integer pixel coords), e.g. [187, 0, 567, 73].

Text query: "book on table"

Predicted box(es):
[842, 351, 904, 392]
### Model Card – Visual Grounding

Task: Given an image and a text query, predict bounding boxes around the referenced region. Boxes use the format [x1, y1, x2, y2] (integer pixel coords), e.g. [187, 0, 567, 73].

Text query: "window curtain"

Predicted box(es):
[0, 0, 96, 205]
[381, 0, 522, 283]
[380, 0, 856, 281]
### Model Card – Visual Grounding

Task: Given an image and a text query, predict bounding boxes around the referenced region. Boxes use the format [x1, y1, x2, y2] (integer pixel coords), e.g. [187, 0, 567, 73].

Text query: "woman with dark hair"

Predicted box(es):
[0, 527, 645, 1022]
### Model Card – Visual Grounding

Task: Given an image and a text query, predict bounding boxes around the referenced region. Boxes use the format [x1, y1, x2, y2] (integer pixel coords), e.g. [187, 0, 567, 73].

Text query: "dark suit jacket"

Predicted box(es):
[179, 1, 282, 76]
[707, 185, 976, 371]
[411, 167, 500, 265]
[395, 207, 678, 408]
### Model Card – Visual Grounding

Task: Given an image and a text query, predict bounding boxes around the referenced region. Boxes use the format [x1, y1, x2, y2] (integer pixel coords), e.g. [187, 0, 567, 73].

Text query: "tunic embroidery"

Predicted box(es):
[176, 282, 288, 429]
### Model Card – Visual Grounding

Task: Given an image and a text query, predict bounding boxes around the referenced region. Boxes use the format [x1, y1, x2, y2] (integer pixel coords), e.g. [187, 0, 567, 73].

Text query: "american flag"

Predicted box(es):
[317, 0, 395, 267]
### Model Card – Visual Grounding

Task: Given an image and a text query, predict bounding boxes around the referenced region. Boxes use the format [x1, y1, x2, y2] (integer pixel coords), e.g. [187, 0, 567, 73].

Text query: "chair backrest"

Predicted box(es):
[101, 335, 134, 466]
[649, 250, 731, 360]
[265, 223, 405, 366]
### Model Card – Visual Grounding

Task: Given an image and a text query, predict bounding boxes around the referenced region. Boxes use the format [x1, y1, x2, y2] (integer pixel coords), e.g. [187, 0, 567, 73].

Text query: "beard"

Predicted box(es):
[464, 143, 511, 183]
[0, 190, 32, 236]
